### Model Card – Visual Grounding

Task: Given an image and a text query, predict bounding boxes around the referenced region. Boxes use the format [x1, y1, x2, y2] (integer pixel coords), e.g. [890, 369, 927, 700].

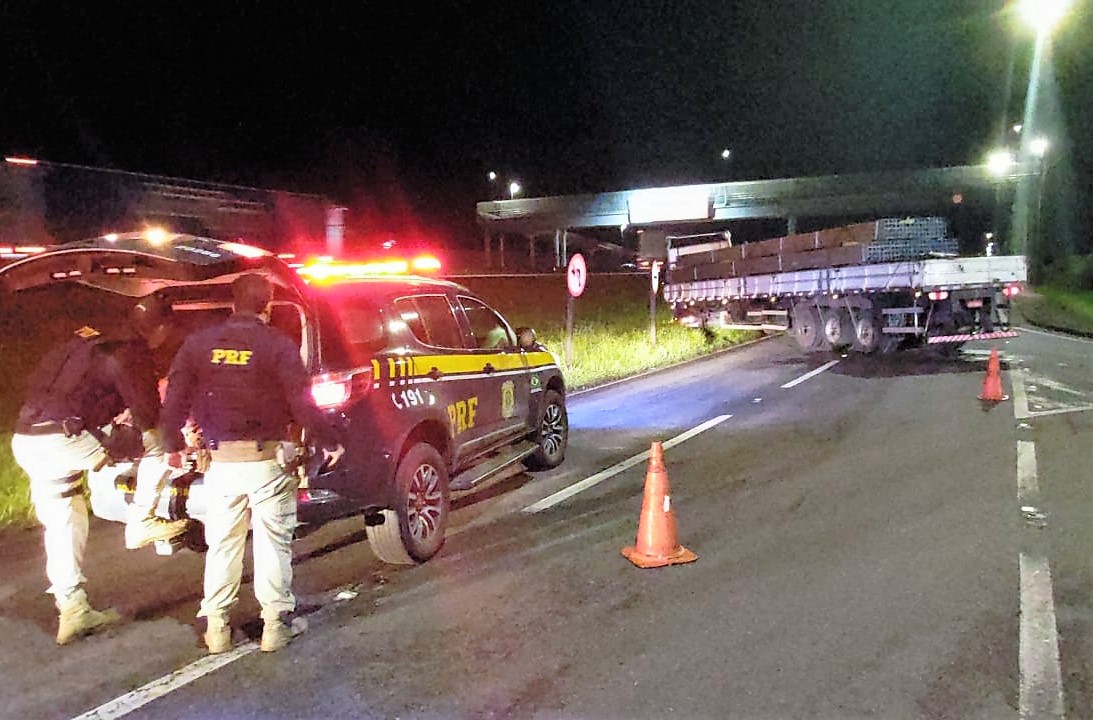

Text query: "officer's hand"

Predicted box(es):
[323, 444, 346, 469]
[166, 452, 193, 471]
[141, 429, 164, 455]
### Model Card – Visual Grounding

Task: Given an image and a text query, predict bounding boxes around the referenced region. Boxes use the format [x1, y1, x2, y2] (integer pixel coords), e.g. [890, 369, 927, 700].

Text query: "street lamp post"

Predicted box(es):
[1010, 0, 1070, 259]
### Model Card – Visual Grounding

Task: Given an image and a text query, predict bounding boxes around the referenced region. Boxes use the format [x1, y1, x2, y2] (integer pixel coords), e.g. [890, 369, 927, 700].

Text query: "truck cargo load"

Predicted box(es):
[664, 217, 1027, 354]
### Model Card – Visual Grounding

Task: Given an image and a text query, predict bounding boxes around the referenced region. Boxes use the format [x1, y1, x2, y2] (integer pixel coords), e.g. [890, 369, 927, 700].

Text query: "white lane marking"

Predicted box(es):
[1016, 440, 1038, 501]
[1011, 368, 1093, 420]
[1019, 553, 1065, 719]
[1013, 438, 1065, 719]
[70, 642, 260, 719]
[1013, 368, 1031, 420]
[522, 414, 733, 513]
[781, 360, 839, 389]
[1016, 325, 1093, 344]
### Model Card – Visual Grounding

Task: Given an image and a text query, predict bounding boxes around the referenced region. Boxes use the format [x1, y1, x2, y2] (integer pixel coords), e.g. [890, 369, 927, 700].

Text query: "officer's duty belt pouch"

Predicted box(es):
[208, 440, 279, 463]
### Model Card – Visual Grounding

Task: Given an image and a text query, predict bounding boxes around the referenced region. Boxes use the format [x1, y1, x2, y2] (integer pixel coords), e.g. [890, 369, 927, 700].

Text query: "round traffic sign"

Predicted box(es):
[567, 253, 587, 297]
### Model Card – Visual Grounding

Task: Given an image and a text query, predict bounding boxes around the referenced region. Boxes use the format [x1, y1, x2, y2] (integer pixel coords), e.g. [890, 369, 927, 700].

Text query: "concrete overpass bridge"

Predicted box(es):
[475, 163, 1035, 270]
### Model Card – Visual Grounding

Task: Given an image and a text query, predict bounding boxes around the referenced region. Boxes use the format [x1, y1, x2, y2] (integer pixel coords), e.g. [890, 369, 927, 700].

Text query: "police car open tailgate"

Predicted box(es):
[0, 232, 305, 298]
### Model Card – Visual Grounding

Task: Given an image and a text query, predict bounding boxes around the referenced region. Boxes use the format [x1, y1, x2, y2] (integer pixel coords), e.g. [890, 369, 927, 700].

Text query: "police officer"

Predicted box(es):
[159, 273, 343, 654]
[11, 303, 189, 646]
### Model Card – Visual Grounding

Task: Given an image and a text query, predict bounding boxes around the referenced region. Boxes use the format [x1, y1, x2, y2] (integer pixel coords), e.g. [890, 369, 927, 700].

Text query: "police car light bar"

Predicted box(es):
[297, 255, 442, 283]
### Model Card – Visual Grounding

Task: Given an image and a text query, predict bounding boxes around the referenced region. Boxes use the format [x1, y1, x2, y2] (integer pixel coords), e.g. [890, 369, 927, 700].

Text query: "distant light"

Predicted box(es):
[1019, 0, 1071, 34]
[382, 238, 397, 250]
[1012, 123, 1023, 134]
[4, 156, 39, 166]
[721, 148, 732, 160]
[143, 227, 169, 244]
[487, 171, 498, 182]
[221, 241, 269, 258]
[508, 181, 521, 199]
[104, 233, 119, 242]
[1030, 136, 1050, 158]
[987, 149, 1017, 176]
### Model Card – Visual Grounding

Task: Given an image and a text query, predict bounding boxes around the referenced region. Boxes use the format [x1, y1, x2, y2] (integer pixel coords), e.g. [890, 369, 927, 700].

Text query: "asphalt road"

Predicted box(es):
[2, 327, 1092, 720]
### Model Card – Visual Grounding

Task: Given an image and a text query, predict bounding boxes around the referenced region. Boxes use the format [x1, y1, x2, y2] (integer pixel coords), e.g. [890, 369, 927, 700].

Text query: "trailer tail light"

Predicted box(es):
[928, 290, 949, 301]
[311, 367, 373, 410]
[1003, 284, 1023, 297]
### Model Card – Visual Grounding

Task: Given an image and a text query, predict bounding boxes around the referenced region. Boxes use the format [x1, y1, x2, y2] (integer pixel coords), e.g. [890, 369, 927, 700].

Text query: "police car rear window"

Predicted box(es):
[315, 295, 386, 369]
[393, 295, 462, 349]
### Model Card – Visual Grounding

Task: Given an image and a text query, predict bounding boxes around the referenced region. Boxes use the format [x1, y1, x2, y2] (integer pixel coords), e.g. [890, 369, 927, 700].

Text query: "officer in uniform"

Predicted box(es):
[159, 273, 343, 654]
[11, 300, 189, 646]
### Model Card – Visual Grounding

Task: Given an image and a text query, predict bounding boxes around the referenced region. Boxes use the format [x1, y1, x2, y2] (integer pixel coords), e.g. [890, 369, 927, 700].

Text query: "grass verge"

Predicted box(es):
[1014, 286, 1093, 337]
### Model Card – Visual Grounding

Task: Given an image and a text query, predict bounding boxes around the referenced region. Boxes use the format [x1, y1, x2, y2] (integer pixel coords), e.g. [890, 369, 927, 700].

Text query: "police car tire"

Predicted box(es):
[525, 389, 568, 471]
[366, 443, 450, 565]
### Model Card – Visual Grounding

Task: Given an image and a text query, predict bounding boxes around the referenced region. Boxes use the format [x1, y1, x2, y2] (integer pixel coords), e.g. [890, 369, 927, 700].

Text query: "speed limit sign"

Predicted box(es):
[567, 253, 587, 298]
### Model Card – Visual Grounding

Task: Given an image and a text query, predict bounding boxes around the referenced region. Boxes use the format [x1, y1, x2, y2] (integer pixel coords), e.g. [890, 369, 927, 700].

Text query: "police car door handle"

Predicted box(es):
[428, 367, 443, 380]
[483, 362, 496, 374]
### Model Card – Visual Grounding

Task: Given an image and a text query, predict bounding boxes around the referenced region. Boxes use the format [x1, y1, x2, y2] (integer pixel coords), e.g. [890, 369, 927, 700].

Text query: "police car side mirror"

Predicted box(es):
[516, 327, 537, 351]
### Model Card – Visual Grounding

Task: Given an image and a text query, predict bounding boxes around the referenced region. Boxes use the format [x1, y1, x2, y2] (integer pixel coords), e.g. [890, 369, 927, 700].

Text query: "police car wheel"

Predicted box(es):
[524, 389, 568, 471]
[366, 443, 450, 564]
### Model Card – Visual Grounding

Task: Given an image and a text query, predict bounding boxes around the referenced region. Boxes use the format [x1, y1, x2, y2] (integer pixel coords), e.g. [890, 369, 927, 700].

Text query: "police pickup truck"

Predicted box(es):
[0, 231, 568, 564]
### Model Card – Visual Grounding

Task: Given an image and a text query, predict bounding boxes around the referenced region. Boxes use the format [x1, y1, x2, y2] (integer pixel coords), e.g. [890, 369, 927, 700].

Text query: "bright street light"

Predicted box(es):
[508, 181, 521, 199]
[1019, 0, 1071, 35]
[987, 149, 1017, 176]
[487, 170, 497, 182]
[720, 148, 731, 160]
[1030, 136, 1050, 158]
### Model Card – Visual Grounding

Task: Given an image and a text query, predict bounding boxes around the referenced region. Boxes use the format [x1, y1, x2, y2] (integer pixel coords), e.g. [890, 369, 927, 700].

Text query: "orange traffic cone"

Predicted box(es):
[978, 347, 1008, 402]
[621, 441, 698, 569]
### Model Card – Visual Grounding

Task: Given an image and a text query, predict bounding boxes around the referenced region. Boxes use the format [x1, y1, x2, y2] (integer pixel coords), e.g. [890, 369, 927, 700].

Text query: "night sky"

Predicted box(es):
[2, 1, 1090, 249]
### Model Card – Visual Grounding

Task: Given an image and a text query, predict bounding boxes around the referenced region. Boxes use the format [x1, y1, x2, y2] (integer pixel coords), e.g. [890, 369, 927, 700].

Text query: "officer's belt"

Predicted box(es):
[15, 420, 68, 436]
[208, 440, 279, 463]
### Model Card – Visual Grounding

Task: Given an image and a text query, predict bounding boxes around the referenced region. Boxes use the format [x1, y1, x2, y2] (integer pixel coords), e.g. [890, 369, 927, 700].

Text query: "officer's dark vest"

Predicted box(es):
[195, 321, 276, 442]
[17, 326, 113, 428]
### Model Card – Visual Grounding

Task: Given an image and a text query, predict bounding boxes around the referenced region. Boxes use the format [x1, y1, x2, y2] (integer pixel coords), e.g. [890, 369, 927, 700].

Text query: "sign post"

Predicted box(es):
[566, 253, 587, 366]
[649, 261, 661, 346]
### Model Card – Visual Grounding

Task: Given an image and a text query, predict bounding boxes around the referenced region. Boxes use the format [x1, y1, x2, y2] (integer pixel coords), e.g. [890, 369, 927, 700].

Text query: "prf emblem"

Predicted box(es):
[501, 381, 515, 419]
[447, 396, 478, 434]
[210, 348, 254, 365]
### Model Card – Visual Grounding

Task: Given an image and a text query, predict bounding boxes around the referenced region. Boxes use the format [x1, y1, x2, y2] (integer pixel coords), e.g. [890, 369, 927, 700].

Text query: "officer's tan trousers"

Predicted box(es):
[11, 431, 107, 600]
[196, 457, 297, 623]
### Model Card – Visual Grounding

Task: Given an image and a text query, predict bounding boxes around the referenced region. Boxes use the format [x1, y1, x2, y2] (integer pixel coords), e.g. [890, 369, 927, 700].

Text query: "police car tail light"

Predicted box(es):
[311, 368, 373, 410]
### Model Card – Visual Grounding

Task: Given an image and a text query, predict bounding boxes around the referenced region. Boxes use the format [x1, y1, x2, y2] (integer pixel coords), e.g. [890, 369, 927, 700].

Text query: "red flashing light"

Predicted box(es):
[297, 254, 443, 284]
[1003, 284, 1023, 297]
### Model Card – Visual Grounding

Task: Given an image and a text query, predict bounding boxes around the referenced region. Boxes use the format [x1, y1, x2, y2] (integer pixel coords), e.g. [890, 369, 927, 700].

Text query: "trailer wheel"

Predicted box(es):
[851, 311, 880, 353]
[822, 309, 854, 348]
[792, 303, 828, 351]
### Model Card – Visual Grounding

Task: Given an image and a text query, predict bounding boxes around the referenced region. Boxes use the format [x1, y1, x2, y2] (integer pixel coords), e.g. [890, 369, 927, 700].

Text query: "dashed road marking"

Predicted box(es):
[1014, 440, 1065, 718]
[522, 414, 733, 513]
[781, 359, 839, 389]
[71, 642, 259, 719]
